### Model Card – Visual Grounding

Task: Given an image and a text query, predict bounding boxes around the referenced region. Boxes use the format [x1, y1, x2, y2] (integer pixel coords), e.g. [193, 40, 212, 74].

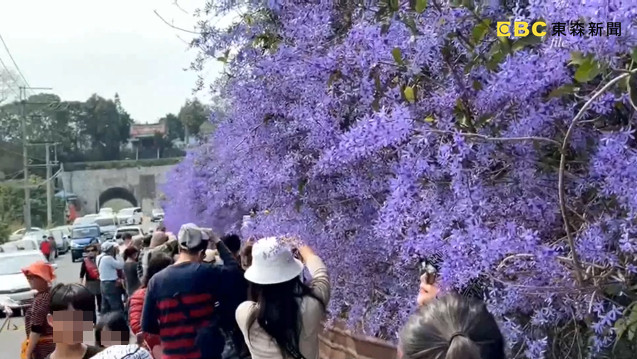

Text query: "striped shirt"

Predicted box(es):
[142, 259, 237, 359]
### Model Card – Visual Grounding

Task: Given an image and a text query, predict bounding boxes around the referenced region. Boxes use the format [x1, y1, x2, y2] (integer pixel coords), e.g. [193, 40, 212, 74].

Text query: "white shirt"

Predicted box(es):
[97, 253, 124, 281]
[236, 256, 331, 359]
[90, 344, 152, 359]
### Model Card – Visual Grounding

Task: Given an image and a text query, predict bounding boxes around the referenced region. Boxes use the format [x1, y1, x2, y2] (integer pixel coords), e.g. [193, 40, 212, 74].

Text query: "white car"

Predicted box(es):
[48, 226, 71, 255]
[94, 215, 118, 241]
[151, 208, 164, 222]
[8, 227, 44, 242]
[72, 214, 99, 226]
[117, 207, 143, 225]
[99, 207, 114, 215]
[22, 231, 48, 244]
[114, 226, 145, 243]
[0, 250, 57, 312]
[0, 239, 38, 253]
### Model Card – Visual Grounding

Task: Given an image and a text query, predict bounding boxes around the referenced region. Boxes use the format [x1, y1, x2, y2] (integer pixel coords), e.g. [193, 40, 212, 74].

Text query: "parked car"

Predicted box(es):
[151, 208, 164, 222]
[48, 226, 71, 255]
[0, 239, 38, 253]
[94, 215, 118, 241]
[8, 227, 44, 242]
[99, 207, 114, 215]
[0, 250, 57, 314]
[114, 226, 145, 243]
[13, 239, 39, 251]
[69, 224, 101, 262]
[117, 207, 143, 225]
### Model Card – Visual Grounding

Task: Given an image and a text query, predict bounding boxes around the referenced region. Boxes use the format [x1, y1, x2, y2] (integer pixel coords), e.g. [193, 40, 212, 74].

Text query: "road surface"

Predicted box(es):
[0, 220, 158, 357]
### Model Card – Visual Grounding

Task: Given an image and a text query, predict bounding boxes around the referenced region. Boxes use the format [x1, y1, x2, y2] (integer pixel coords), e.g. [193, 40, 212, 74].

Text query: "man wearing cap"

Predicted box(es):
[97, 241, 125, 314]
[142, 223, 240, 359]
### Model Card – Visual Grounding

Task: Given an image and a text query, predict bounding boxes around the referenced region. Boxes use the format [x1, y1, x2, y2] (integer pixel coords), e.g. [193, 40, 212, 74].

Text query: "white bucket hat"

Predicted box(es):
[244, 236, 304, 285]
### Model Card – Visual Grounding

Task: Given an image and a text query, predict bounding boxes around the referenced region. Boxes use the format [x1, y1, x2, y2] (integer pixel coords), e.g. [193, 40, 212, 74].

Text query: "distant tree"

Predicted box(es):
[159, 113, 184, 142]
[82, 94, 126, 161]
[178, 98, 209, 141]
[114, 93, 134, 145]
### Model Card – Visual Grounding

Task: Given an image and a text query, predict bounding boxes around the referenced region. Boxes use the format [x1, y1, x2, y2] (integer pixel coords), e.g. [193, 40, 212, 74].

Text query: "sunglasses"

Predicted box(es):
[419, 260, 438, 285]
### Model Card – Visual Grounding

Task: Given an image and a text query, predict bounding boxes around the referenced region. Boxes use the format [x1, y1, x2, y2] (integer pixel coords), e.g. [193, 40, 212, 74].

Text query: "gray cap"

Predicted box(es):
[100, 241, 116, 252]
[178, 223, 210, 250]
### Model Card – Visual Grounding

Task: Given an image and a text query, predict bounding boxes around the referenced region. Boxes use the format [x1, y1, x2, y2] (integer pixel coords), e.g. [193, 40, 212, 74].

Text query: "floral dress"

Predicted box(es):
[24, 291, 55, 359]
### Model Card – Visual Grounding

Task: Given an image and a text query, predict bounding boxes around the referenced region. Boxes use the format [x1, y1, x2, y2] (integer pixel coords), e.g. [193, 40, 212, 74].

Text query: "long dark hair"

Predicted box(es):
[142, 252, 173, 287]
[248, 276, 325, 355]
[399, 294, 505, 359]
[96, 311, 130, 343]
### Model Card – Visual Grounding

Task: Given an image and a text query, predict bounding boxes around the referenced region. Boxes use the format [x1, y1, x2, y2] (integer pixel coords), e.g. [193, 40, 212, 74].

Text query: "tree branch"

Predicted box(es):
[557, 69, 637, 285]
[173, 0, 190, 15]
[422, 129, 562, 146]
[153, 10, 200, 35]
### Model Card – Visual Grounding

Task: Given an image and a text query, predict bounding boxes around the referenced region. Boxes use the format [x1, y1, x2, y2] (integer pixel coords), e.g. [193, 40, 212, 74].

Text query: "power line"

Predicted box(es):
[0, 32, 30, 89]
[0, 142, 45, 162]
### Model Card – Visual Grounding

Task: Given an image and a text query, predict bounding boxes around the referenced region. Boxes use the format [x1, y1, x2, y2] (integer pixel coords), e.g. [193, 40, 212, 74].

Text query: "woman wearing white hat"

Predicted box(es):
[236, 237, 330, 359]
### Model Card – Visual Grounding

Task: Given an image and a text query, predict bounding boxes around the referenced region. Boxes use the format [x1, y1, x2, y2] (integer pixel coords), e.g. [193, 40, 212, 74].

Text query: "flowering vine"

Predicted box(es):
[163, 1, 637, 357]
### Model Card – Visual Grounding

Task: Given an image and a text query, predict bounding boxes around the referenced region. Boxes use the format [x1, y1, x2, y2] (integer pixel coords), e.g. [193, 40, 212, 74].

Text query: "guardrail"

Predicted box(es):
[62, 157, 183, 171]
[319, 321, 397, 359]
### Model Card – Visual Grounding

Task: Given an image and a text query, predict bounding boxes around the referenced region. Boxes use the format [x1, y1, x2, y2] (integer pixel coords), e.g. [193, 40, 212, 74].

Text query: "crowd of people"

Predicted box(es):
[19, 222, 506, 359]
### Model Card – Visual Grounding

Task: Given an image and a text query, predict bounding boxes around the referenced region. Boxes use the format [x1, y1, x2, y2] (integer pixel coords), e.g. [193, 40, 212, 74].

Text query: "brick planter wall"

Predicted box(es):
[319, 321, 397, 359]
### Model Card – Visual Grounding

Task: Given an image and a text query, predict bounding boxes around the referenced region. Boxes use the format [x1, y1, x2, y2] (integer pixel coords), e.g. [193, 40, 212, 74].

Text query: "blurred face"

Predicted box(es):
[416, 261, 439, 306]
[48, 309, 94, 344]
[101, 327, 127, 347]
[26, 275, 48, 292]
[85, 247, 98, 258]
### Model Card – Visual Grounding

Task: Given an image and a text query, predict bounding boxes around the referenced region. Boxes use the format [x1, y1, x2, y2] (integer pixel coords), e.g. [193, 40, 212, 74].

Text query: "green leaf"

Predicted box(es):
[380, 22, 391, 34]
[328, 70, 341, 87]
[615, 318, 628, 351]
[371, 97, 380, 112]
[512, 34, 542, 51]
[486, 41, 507, 71]
[547, 84, 578, 99]
[389, 0, 399, 11]
[401, 16, 420, 36]
[392, 48, 404, 66]
[632, 48, 637, 63]
[415, 0, 428, 13]
[472, 80, 483, 90]
[574, 57, 601, 83]
[569, 51, 586, 65]
[471, 19, 491, 44]
[628, 74, 637, 111]
[404, 86, 416, 103]
[298, 178, 308, 195]
[424, 115, 435, 123]
[373, 72, 382, 93]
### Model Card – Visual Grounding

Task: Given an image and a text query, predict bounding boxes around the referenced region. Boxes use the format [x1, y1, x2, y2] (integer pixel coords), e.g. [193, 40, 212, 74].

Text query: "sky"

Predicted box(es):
[0, 0, 224, 124]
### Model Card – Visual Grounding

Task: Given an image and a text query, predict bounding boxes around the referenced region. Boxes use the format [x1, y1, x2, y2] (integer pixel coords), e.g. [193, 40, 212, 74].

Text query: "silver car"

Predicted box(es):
[48, 226, 71, 255]
[0, 250, 57, 313]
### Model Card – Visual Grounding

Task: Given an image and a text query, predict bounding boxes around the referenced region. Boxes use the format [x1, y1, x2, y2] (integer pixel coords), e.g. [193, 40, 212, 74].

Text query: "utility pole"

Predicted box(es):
[20, 87, 31, 230]
[20, 86, 53, 230]
[45, 142, 52, 227]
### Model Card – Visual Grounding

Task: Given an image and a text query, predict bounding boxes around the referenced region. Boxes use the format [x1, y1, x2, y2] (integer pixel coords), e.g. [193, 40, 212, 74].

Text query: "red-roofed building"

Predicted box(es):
[129, 123, 168, 159]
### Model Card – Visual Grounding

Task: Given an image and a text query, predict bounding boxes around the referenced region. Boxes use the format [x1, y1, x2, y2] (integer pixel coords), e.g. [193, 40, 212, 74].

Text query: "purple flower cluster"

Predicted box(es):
[162, 1, 637, 357]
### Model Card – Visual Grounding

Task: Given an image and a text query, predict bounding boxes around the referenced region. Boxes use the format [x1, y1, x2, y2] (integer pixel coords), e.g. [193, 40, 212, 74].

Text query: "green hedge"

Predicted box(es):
[63, 157, 183, 171]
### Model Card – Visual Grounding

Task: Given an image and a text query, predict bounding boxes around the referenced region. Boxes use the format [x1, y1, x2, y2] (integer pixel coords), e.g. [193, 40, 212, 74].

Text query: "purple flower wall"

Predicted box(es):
[163, 1, 637, 357]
